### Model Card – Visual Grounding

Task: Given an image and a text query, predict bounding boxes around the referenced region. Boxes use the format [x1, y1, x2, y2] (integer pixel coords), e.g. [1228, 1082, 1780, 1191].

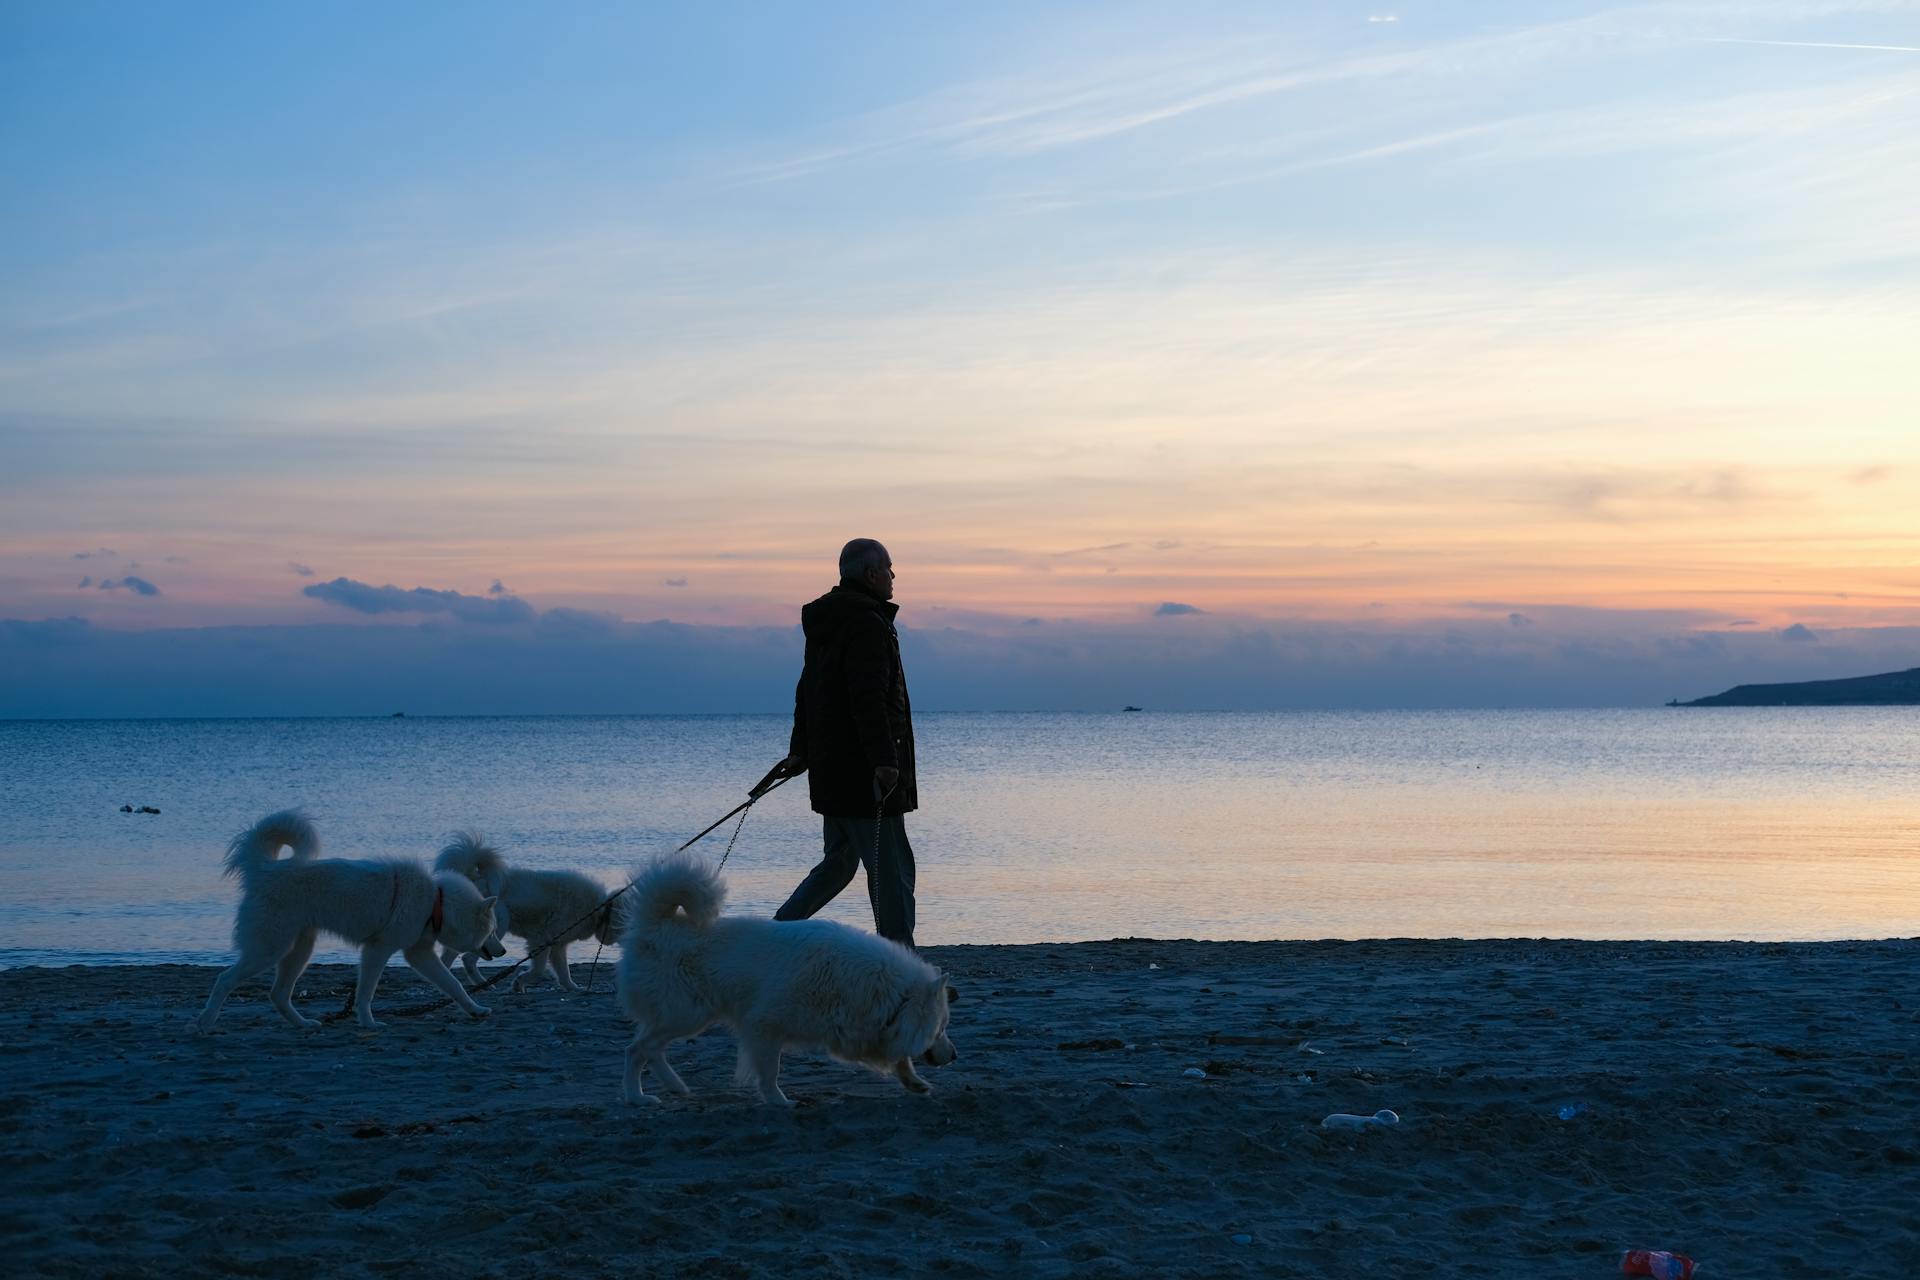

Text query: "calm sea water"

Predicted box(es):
[1, 711, 1916, 965]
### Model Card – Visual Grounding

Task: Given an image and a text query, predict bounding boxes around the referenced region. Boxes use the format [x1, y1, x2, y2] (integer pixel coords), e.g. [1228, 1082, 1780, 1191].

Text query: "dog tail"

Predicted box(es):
[623, 852, 726, 935]
[435, 829, 506, 885]
[222, 809, 319, 882]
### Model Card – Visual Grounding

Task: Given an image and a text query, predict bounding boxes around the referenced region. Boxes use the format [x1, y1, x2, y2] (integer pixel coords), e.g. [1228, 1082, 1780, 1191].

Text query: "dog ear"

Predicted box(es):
[480, 895, 498, 911]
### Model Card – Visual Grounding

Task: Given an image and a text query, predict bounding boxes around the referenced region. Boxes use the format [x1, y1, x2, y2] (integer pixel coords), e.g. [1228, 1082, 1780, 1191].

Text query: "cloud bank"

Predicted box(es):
[6, 607, 1920, 718]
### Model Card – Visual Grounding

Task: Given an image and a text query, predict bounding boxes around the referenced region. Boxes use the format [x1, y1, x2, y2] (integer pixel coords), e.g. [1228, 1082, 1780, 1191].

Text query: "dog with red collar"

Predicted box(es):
[197, 809, 507, 1032]
[618, 852, 958, 1107]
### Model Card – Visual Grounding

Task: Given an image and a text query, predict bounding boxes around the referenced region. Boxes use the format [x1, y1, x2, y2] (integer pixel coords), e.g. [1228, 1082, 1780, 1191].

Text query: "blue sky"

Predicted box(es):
[3, 2, 1918, 712]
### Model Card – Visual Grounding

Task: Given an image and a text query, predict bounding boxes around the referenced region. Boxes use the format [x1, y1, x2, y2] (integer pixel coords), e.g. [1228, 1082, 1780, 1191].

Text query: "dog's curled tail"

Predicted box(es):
[435, 829, 506, 883]
[222, 809, 319, 882]
[624, 853, 726, 935]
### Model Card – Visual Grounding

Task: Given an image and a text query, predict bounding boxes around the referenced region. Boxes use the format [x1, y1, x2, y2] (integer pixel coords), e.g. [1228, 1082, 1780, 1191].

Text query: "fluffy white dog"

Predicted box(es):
[434, 831, 622, 992]
[196, 810, 506, 1032]
[617, 853, 958, 1107]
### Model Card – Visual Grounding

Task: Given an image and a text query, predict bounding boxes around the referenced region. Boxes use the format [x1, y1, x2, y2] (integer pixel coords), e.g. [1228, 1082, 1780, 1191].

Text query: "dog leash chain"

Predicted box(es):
[714, 792, 759, 875]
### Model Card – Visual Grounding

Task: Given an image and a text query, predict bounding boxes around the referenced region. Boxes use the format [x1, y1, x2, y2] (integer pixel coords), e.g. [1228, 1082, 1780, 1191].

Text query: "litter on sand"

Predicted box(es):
[1619, 1248, 1697, 1279]
[1320, 1109, 1400, 1131]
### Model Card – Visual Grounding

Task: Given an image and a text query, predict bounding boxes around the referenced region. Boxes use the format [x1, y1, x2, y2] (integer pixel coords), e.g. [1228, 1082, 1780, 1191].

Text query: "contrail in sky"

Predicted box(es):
[1695, 37, 1920, 54]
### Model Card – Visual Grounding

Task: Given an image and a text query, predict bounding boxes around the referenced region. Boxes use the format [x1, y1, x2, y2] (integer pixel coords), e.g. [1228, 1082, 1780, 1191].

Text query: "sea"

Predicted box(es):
[1, 710, 1916, 966]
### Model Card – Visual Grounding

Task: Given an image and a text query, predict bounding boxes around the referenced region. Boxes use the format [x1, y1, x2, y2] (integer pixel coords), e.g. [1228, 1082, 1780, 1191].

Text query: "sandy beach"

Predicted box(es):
[3, 938, 1916, 1277]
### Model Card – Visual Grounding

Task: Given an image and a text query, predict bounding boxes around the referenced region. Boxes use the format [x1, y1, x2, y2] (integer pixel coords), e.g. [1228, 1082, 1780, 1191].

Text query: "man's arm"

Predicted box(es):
[774, 673, 808, 780]
[843, 615, 899, 778]
[788, 673, 806, 759]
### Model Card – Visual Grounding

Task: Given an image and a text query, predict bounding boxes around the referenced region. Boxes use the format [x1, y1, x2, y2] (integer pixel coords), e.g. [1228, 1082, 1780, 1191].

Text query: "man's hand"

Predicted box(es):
[751, 754, 806, 798]
[873, 766, 901, 800]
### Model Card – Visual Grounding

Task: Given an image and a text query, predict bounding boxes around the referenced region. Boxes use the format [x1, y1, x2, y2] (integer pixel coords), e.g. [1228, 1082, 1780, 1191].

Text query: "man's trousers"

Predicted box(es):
[773, 814, 916, 948]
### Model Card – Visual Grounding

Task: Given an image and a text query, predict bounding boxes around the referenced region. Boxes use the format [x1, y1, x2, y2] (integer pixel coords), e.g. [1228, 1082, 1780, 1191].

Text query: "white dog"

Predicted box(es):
[617, 853, 958, 1107]
[196, 810, 506, 1031]
[434, 831, 622, 992]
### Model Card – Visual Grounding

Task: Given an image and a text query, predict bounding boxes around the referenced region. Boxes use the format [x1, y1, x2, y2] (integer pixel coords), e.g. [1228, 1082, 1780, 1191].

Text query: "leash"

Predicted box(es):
[323, 774, 792, 1022]
[582, 786, 767, 993]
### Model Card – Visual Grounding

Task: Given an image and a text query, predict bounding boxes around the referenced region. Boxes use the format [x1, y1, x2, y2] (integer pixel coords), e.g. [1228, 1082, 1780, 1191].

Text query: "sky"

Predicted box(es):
[3, 1, 1919, 713]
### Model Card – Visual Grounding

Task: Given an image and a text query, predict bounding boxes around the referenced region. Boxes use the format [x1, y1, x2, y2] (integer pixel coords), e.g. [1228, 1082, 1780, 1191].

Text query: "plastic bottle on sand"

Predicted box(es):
[1320, 1109, 1399, 1131]
[1620, 1249, 1697, 1279]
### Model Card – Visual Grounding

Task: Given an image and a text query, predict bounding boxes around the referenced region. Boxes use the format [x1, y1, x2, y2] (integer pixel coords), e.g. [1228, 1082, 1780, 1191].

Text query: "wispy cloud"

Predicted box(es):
[729, 3, 1910, 182]
[97, 575, 160, 596]
[1693, 36, 1920, 53]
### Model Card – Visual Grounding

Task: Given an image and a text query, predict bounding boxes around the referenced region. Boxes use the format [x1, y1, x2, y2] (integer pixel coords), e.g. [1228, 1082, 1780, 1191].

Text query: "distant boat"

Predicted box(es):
[1122, 705, 1143, 712]
[392, 711, 406, 717]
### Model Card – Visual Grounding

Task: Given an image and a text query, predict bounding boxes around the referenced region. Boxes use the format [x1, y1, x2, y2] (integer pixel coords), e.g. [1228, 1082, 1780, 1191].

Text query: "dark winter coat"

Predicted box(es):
[788, 584, 917, 817]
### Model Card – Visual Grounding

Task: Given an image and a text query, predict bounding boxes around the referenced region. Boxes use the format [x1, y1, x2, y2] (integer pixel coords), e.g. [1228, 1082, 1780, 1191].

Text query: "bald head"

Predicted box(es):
[838, 539, 895, 601]
[839, 539, 888, 578]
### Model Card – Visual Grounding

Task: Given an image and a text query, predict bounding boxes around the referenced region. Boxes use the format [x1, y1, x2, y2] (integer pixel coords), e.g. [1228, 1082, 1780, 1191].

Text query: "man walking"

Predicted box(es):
[767, 538, 917, 947]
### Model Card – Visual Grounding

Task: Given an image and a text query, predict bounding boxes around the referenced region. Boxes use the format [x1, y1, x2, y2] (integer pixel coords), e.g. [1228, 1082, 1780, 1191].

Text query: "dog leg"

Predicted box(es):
[891, 1058, 933, 1095]
[406, 942, 490, 1018]
[352, 947, 396, 1029]
[268, 928, 321, 1029]
[742, 1038, 793, 1108]
[514, 946, 550, 992]
[196, 947, 278, 1032]
[648, 1046, 691, 1096]
[552, 941, 584, 993]
[443, 943, 481, 987]
[623, 1031, 660, 1105]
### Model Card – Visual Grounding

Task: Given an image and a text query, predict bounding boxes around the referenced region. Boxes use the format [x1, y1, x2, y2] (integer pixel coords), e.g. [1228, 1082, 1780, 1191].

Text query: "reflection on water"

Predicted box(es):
[1, 710, 1916, 964]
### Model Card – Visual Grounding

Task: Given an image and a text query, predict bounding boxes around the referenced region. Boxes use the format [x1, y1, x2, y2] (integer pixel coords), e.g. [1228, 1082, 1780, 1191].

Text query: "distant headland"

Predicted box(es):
[1676, 666, 1920, 706]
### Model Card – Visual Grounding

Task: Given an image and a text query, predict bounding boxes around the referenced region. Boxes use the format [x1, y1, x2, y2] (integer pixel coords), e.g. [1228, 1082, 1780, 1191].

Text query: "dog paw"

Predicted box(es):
[467, 1004, 491, 1018]
[903, 1078, 933, 1095]
[625, 1092, 662, 1107]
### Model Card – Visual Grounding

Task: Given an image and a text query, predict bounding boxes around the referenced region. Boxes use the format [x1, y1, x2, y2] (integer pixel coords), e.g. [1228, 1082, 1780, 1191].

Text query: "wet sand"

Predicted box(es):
[3, 938, 1917, 1277]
